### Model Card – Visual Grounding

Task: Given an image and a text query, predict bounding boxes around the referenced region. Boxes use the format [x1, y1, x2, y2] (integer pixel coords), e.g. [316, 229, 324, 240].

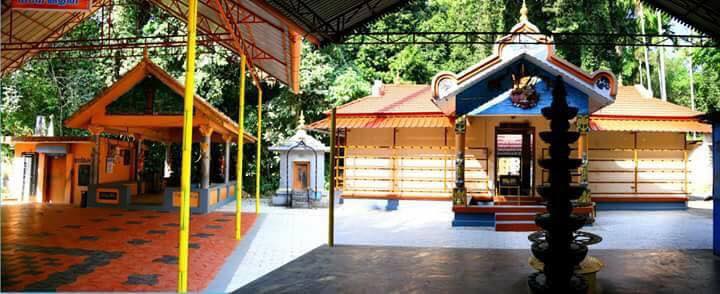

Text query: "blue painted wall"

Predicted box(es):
[456, 58, 589, 116]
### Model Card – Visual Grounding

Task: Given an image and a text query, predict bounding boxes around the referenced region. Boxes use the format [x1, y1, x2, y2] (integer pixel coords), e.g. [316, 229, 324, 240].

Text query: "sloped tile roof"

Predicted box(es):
[334, 85, 440, 115]
[307, 115, 452, 129]
[590, 118, 710, 133]
[592, 85, 703, 118]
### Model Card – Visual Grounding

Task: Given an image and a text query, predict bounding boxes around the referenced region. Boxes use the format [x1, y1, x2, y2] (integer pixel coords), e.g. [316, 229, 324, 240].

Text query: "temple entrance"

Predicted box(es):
[495, 123, 534, 196]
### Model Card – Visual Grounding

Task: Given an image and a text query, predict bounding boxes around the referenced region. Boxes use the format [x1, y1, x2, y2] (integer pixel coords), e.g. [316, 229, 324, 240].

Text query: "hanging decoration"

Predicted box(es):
[510, 65, 540, 109]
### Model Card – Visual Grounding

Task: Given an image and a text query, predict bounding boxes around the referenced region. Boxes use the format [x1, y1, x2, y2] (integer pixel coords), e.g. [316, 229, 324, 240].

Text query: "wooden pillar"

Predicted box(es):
[223, 135, 232, 185]
[328, 108, 337, 247]
[88, 126, 104, 186]
[453, 117, 467, 206]
[199, 125, 213, 189]
[135, 136, 144, 195]
[633, 132, 639, 194]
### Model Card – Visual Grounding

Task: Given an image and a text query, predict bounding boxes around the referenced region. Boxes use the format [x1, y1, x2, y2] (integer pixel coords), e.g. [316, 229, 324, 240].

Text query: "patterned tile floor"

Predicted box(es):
[1, 203, 257, 292]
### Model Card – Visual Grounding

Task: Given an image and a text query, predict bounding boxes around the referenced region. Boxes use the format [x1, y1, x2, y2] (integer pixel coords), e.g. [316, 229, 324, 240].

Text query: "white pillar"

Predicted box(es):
[199, 126, 213, 189]
[657, 10, 668, 101]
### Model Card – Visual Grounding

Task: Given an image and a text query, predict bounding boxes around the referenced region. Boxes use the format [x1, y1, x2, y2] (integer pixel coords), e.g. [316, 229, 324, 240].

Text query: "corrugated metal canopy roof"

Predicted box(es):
[1, 0, 109, 76]
[643, 0, 720, 39]
[1, 0, 304, 92]
[261, 0, 409, 44]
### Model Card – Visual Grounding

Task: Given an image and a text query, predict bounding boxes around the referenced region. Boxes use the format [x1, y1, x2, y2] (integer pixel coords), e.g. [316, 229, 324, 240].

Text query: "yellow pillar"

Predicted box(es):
[255, 88, 263, 213]
[178, 0, 199, 291]
[236, 55, 246, 240]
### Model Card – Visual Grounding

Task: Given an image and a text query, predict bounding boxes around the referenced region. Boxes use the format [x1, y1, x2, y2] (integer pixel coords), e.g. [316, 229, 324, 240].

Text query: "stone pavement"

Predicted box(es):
[0, 203, 257, 292]
[217, 200, 327, 291]
[238, 245, 720, 294]
[219, 199, 714, 291]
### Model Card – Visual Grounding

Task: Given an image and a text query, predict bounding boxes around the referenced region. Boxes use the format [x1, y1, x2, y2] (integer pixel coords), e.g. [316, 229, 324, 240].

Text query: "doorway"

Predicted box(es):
[495, 123, 534, 196]
[20, 153, 38, 202]
[292, 161, 310, 191]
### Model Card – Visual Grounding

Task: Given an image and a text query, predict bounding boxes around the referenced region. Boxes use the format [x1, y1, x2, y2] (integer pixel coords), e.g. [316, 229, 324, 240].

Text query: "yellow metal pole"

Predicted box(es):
[329, 108, 337, 247]
[255, 88, 263, 213]
[235, 55, 247, 240]
[178, 0, 198, 291]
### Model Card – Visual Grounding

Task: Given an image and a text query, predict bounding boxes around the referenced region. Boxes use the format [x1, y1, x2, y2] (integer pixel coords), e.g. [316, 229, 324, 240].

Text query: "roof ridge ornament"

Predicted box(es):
[298, 111, 306, 130]
[520, 0, 529, 22]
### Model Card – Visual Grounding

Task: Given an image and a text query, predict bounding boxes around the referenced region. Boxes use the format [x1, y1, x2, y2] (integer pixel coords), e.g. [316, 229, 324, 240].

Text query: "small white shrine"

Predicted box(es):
[269, 113, 330, 207]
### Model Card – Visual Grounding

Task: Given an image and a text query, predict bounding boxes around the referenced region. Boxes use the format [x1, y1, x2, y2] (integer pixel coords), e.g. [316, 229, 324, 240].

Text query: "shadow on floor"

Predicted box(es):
[237, 245, 720, 294]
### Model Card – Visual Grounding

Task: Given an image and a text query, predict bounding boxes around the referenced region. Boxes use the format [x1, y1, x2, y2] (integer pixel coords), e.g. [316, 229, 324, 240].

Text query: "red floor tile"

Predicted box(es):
[2, 204, 257, 292]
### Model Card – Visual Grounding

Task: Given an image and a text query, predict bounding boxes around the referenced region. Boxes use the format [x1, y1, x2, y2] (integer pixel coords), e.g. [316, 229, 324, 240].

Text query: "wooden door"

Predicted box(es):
[46, 156, 67, 203]
[293, 161, 310, 191]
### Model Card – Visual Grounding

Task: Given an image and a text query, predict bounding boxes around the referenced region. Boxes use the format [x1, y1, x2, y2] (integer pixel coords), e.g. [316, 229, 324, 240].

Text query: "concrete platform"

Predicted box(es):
[236, 245, 720, 294]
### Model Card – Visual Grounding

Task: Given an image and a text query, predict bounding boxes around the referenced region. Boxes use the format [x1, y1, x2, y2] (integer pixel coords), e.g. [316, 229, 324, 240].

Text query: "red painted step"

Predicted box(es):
[495, 212, 538, 221]
[495, 221, 540, 232]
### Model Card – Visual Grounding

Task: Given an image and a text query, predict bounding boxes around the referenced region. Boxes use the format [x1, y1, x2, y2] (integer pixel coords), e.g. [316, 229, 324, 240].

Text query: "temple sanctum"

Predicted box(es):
[309, 11, 711, 230]
[8, 57, 256, 214]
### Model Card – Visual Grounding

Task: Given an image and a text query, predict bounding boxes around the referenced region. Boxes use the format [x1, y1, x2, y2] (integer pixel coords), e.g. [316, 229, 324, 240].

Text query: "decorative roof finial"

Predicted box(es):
[520, 0, 529, 22]
[143, 46, 149, 60]
[298, 111, 306, 129]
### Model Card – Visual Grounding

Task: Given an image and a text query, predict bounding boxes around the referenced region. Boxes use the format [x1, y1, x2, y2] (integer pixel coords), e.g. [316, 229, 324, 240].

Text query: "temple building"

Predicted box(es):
[269, 112, 330, 208]
[7, 57, 256, 213]
[309, 11, 711, 229]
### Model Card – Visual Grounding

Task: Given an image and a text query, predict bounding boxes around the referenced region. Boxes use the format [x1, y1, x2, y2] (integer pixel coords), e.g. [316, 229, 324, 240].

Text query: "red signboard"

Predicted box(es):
[11, 0, 92, 11]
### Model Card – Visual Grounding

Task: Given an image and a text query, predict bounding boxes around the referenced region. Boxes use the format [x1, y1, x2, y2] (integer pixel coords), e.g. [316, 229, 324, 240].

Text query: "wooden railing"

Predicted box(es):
[541, 147, 689, 199]
[333, 145, 490, 199]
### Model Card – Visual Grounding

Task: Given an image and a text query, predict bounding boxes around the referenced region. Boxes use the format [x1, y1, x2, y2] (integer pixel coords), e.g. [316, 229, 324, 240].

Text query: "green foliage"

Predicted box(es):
[2, 0, 718, 196]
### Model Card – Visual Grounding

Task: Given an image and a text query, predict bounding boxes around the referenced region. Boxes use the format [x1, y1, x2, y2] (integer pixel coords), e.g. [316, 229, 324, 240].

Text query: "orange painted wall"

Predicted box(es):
[98, 138, 134, 184]
[13, 144, 36, 156]
[12, 139, 133, 205]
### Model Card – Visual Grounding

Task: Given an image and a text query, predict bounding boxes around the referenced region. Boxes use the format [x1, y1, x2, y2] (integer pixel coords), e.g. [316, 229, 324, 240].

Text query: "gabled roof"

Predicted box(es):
[593, 85, 703, 119]
[430, 12, 618, 116]
[64, 58, 256, 143]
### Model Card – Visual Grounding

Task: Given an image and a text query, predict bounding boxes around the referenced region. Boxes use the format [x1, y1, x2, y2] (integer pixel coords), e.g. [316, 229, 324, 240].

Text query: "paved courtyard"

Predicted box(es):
[219, 199, 714, 291]
[0, 204, 257, 292]
[240, 246, 720, 294]
[1, 199, 712, 292]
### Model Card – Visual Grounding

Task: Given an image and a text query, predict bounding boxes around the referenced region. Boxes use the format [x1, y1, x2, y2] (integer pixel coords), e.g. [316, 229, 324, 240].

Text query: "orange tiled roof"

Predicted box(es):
[335, 85, 439, 115]
[307, 115, 452, 129]
[590, 118, 711, 133]
[592, 85, 703, 118]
